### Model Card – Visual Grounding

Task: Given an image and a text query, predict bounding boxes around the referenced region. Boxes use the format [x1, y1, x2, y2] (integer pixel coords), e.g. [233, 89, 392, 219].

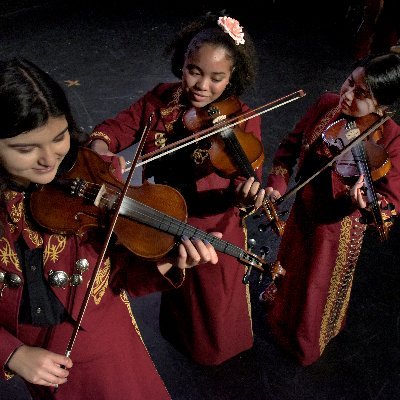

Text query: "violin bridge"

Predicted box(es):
[212, 115, 227, 125]
[94, 184, 107, 207]
[345, 121, 360, 140]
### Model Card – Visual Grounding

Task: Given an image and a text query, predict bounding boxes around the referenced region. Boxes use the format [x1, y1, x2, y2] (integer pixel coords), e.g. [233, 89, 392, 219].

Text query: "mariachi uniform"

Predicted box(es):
[91, 82, 262, 366]
[0, 180, 184, 399]
[265, 92, 400, 366]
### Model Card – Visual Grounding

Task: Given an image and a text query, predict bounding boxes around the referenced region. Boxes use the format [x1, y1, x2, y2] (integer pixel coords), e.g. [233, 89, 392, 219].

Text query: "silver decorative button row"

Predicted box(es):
[48, 259, 90, 288]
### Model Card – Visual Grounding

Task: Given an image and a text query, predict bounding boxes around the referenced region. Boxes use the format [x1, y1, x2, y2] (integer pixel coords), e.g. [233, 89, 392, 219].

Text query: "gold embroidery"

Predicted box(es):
[25, 227, 43, 247]
[160, 108, 172, 116]
[192, 148, 209, 165]
[319, 216, 362, 354]
[0, 238, 20, 271]
[120, 289, 143, 341]
[44, 235, 67, 264]
[2, 191, 18, 202]
[89, 131, 111, 145]
[270, 165, 287, 176]
[10, 202, 23, 224]
[165, 122, 174, 133]
[154, 132, 167, 148]
[8, 221, 16, 234]
[160, 86, 184, 118]
[308, 105, 340, 146]
[92, 257, 110, 305]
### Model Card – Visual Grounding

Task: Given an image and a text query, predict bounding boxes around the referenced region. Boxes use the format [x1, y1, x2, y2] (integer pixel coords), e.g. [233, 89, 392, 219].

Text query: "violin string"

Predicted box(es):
[70, 180, 264, 264]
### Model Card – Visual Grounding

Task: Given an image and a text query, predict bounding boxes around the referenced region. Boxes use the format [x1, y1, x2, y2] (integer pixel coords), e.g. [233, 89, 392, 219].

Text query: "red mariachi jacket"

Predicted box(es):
[0, 183, 184, 378]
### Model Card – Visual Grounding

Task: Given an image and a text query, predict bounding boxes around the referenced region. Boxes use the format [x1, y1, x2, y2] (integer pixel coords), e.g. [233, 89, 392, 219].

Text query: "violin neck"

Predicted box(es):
[118, 195, 264, 270]
[220, 128, 260, 181]
[351, 143, 387, 241]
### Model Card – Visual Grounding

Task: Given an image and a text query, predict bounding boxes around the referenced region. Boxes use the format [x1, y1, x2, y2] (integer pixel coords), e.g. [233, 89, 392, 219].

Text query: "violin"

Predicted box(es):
[30, 147, 268, 272]
[183, 96, 288, 238]
[322, 113, 394, 241]
[182, 96, 264, 179]
[322, 113, 391, 181]
[251, 112, 396, 241]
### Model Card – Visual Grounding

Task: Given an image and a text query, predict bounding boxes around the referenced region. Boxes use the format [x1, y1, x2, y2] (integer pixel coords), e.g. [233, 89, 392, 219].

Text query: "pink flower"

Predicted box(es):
[217, 16, 245, 45]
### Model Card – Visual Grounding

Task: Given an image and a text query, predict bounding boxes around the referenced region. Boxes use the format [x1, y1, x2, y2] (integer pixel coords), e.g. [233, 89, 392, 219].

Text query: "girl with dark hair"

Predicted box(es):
[262, 52, 400, 366]
[90, 13, 264, 366]
[0, 58, 220, 399]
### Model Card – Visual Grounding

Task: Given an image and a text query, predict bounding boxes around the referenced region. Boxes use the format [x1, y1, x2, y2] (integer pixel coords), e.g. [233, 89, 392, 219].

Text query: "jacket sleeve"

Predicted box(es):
[90, 83, 169, 153]
[0, 327, 23, 380]
[374, 119, 400, 221]
[109, 246, 184, 298]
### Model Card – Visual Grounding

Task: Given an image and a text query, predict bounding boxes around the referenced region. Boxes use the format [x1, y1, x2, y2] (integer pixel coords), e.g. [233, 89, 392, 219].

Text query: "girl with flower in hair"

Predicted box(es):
[90, 13, 263, 366]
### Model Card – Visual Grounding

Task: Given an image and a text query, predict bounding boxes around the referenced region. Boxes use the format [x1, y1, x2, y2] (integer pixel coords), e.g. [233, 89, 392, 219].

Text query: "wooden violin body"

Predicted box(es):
[182, 96, 264, 179]
[30, 147, 268, 270]
[322, 114, 391, 181]
[322, 113, 394, 241]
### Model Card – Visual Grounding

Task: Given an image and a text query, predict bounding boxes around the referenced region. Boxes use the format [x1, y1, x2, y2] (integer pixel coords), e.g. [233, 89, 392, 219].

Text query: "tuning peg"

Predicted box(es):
[259, 246, 270, 257]
[242, 266, 253, 284]
[258, 224, 268, 232]
[247, 238, 256, 250]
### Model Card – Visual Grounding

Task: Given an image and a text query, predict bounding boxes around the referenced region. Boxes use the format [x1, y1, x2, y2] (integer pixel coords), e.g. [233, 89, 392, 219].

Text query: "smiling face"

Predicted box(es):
[182, 43, 233, 108]
[0, 116, 71, 187]
[339, 66, 379, 117]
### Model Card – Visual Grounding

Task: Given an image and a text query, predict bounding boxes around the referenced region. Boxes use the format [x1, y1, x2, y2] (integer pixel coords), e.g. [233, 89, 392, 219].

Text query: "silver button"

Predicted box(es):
[30, 265, 37, 271]
[48, 270, 69, 288]
[5, 273, 22, 288]
[36, 307, 42, 314]
[75, 259, 89, 273]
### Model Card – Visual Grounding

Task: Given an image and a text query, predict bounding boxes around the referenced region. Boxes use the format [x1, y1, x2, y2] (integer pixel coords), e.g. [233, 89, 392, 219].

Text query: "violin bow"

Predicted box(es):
[124, 90, 306, 172]
[63, 114, 154, 360]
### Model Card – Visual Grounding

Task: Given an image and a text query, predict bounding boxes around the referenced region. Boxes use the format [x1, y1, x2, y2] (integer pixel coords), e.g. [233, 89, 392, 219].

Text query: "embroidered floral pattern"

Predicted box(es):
[89, 131, 111, 145]
[270, 165, 288, 176]
[217, 16, 245, 45]
[92, 257, 110, 305]
[120, 289, 143, 341]
[0, 238, 20, 271]
[44, 235, 67, 264]
[10, 201, 23, 224]
[25, 227, 43, 247]
[192, 148, 210, 164]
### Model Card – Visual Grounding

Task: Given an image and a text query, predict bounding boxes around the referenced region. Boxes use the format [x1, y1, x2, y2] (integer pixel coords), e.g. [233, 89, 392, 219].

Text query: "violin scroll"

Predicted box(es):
[260, 199, 285, 237]
[259, 260, 286, 304]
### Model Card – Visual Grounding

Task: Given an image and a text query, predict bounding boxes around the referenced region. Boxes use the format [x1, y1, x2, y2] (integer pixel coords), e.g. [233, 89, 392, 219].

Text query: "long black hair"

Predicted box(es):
[360, 53, 400, 107]
[0, 58, 87, 186]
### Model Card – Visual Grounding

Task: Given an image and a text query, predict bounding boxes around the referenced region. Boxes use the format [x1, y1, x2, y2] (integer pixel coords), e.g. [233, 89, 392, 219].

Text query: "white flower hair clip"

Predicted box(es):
[217, 16, 245, 45]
